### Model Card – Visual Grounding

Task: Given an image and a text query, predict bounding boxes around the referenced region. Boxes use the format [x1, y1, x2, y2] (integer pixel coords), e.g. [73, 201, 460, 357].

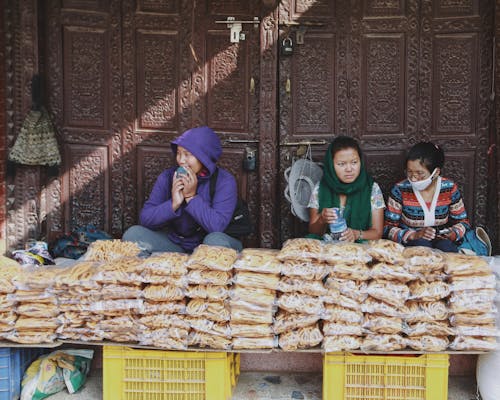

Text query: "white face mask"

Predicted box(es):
[410, 168, 437, 191]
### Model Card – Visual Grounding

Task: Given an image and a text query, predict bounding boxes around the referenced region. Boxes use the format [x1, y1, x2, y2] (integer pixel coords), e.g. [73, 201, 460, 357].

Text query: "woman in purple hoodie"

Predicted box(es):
[123, 126, 242, 253]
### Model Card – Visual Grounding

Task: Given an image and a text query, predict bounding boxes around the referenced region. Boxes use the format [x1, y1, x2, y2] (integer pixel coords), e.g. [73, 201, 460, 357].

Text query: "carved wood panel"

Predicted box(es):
[278, 0, 494, 246]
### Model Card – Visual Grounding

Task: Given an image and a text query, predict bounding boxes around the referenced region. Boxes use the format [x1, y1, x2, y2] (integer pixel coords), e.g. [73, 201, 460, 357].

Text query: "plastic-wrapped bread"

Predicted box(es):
[273, 311, 320, 334]
[406, 335, 449, 352]
[406, 301, 448, 323]
[408, 281, 450, 301]
[280, 261, 328, 281]
[232, 271, 280, 290]
[449, 336, 498, 351]
[403, 246, 445, 274]
[231, 306, 274, 325]
[230, 323, 274, 338]
[188, 331, 232, 350]
[329, 263, 371, 281]
[449, 312, 496, 326]
[324, 278, 368, 303]
[278, 276, 327, 296]
[453, 324, 500, 337]
[140, 300, 186, 315]
[186, 299, 230, 322]
[232, 336, 276, 350]
[140, 252, 189, 276]
[322, 322, 363, 336]
[322, 293, 361, 311]
[188, 244, 238, 271]
[362, 297, 409, 318]
[366, 280, 410, 308]
[93, 258, 143, 285]
[323, 304, 363, 324]
[366, 239, 405, 265]
[84, 239, 141, 261]
[142, 285, 185, 302]
[370, 263, 416, 283]
[230, 286, 276, 307]
[448, 289, 497, 314]
[404, 321, 454, 337]
[362, 314, 403, 334]
[361, 334, 406, 351]
[16, 303, 59, 318]
[322, 242, 371, 265]
[101, 283, 143, 300]
[187, 269, 232, 286]
[444, 253, 491, 276]
[277, 238, 323, 262]
[278, 324, 323, 351]
[277, 293, 325, 316]
[233, 248, 282, 274]
[186, 285, 229, 301]
[323, 335, 362, 352]
[138, 314, 189, 330]
[449, 274, 497, 292]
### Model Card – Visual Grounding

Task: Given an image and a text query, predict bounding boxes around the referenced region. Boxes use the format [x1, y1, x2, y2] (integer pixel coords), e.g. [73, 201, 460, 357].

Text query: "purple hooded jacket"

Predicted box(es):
[139, 126, 238, 252]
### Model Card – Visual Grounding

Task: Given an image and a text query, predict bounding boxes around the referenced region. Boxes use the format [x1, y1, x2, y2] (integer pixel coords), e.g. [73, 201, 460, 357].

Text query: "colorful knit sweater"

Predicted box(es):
[384, 177, 470, 244]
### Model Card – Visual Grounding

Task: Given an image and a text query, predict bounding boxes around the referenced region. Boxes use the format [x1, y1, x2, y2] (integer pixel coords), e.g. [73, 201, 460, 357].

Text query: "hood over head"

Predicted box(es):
[171, 126, 222, 175]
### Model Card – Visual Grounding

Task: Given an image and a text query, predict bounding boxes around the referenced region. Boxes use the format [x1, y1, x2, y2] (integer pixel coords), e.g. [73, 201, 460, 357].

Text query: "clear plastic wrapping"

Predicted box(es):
[366, 239, 405, 265]
[366, 280, 410, 308]
[449, 312, 497, 326]
[278, 277, 327, 296]
[404, 321, 454, 337]
[403, 246, 445, 274]
[322, 322, 363, 336]
[231, 306, 274, 325]
[448, 336, 498, 351]
[143, 284, 185, 302]
[448, 289, 497, 314]
[277, 293, 324, 316]
[139, 300, 186, 315]
[444, 253, 491, 276]
[230, 323, 274, 338]
[230, 286, 276, 307]
[188, 244, 238, 271]
[405, 335, 449, 351]
[186, 299, 230, 322]
[406, 300, 449, 323]
[321, 242, 372, 265]
[233, 248, 282, 274]
[360, 334, 406, 351]
[277, 238, 323, 262]
[83, 239, 141, 261]
[186, 284, 229, 301]
[232, 336, 277, 350]
[323, 335, 362, 352]
[453, 324, 500, 337]
[140, 252, 189, 276]
[323, 304, 363, 324]
[188, 331, 232, 350]
[278, 324, 323, 350]
[280, 261, 328, 281]
[324, 278, 368, 303]
[408, 281, 450, 301]
[138, 314, 189, 330]
[186, 269, 232, 286]
[232, 271, 280, 290]
[93, 258, 144, 285]
[362, 297, 409, 318]
[329, 263, 371, 281]
[322, 293, 361, 311]
[273, 311, 320, 334]
[449, 274, 497, 292]
[362, 314, 403, 334]
[370, 263, 416, 283]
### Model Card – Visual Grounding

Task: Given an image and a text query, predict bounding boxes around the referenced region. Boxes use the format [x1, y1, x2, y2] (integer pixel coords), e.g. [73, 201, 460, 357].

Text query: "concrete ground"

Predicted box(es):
[47, 371, 479, 399]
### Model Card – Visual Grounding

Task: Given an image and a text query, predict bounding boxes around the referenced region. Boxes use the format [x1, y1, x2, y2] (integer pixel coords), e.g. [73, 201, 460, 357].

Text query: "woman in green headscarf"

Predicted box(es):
[308, 136, 385, 242]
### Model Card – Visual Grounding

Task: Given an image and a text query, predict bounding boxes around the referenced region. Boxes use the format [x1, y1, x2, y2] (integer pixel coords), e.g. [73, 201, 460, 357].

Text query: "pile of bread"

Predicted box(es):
[0, 238, 497, 352]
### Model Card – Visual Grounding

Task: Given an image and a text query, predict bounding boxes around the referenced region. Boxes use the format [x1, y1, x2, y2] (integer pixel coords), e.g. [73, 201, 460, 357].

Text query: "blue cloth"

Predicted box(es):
[138, 126, 238, 252]
[122, 225, 242, 253]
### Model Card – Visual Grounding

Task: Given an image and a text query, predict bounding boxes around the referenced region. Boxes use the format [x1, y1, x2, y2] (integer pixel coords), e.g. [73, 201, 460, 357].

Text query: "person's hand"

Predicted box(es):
[321, 208, 339, 224]
[171, 176, 185, 211]
[410, 227, 436, 241]
[340, 228, 356, 242]
[180, 166, 198, 199]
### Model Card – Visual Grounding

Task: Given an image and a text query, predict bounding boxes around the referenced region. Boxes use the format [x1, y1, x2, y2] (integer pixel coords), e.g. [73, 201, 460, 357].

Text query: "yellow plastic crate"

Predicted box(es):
[323, 352, 449, 400]
[103, 346, 238, 400]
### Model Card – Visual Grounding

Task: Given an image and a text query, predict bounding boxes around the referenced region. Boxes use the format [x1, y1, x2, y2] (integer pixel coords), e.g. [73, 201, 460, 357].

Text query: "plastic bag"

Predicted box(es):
[21, 349, 94, 400]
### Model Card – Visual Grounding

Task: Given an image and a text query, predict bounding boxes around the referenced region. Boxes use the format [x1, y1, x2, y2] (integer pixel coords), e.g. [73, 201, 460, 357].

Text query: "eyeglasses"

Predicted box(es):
[405, 170, 429, 180]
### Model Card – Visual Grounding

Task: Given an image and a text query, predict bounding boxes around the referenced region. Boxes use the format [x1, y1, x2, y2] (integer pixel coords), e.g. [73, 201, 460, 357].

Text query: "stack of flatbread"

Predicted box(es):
[358, 240, 408, 351]
[321, 242, 371, 352]
[230, 248, 280, 349]
[0, 265, 21, 339]
[276, 239, 325, 351]
[185, 245, 237, 350]
[137, 252, 190, 349]
[93, 258, 145, 343]
[401, 246, 451, 351]
[445, 253, 499, 351]
[55, 261, 103, 342]
[8, 267, 61, 344]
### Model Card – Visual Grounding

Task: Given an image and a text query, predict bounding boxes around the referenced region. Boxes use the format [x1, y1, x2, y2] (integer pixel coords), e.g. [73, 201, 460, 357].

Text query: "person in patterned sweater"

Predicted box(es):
[384, 141, 470, 252]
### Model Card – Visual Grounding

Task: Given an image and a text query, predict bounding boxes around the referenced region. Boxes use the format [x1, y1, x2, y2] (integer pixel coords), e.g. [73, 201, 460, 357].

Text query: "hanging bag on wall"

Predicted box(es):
[458, 226, 492, 256]
[209, 168, 253, 238]
[284, 145, 323, 222]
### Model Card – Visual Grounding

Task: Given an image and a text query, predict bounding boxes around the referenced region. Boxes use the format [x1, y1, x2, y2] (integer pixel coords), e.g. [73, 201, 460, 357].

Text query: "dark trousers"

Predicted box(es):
[405, 237, 458, 253]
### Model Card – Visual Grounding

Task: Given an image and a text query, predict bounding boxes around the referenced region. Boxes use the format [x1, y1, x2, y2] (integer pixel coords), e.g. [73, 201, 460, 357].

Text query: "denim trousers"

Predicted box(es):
[122, 225, 243, 253]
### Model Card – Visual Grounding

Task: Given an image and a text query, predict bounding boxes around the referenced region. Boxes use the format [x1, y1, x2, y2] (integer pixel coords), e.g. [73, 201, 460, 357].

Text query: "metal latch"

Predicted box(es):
[215, 17, 260, 43]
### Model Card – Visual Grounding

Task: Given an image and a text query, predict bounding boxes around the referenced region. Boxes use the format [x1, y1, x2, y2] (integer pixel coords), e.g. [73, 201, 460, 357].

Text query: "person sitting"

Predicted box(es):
[384, 141, 470, 252]
[122, 126, 242, 253]
[308, 136, 385, 242]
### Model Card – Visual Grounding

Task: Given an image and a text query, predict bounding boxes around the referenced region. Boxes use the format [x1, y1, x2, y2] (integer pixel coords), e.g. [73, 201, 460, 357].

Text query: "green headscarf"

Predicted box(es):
[318, 142, 374, 230]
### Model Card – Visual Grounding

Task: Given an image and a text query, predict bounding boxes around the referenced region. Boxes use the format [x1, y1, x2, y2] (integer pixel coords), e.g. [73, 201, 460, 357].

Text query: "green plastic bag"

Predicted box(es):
[21, 349, 94, 400]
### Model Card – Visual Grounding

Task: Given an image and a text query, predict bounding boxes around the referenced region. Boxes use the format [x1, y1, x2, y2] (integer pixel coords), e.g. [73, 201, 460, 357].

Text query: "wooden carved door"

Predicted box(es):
[42, 1, 268, 246]
[278, 0, 495, 243]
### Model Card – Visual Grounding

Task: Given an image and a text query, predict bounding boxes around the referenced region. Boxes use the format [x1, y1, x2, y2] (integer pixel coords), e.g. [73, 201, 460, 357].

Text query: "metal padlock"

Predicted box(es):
[243, 148, 257, 171]
[281, 37, 293, 56]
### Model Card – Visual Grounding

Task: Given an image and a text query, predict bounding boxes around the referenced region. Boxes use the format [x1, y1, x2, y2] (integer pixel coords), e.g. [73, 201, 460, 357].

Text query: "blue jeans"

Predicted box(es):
[405, 237, 458, 253]
[122, 225, 243, 254]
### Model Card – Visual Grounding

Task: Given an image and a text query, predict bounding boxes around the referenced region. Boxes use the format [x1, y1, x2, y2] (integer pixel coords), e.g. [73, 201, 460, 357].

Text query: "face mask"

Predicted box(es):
[410, 169, 437, 191]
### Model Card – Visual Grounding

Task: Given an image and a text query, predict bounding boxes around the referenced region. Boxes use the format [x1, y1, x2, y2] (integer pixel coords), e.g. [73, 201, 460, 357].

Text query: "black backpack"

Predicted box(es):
[209, 169, 254, 238]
